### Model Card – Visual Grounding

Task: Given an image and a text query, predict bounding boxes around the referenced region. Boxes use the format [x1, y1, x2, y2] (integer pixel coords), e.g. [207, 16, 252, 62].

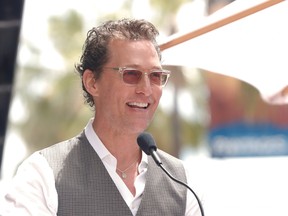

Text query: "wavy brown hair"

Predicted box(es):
[75, 18, 162, 107]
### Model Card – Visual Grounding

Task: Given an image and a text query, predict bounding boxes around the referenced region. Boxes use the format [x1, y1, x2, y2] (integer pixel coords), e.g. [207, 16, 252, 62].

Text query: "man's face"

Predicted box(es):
[93, 39, 163, 135]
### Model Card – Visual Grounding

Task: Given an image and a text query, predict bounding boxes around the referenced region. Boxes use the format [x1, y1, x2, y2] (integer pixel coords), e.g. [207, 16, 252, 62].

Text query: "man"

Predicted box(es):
[2, 18, 202, 215]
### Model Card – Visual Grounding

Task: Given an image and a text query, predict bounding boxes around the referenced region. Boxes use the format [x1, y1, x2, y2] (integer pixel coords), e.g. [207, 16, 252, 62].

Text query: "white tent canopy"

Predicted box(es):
[160, 0, 288, 104]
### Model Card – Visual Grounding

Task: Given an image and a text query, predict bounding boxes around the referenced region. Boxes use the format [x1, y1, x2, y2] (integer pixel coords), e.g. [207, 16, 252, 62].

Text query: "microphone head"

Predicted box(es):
[137, 132, 157, 155]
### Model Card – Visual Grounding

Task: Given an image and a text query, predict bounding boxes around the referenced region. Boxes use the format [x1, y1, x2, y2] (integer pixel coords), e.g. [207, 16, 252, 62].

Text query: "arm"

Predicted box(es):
[1, 152, 58, 216]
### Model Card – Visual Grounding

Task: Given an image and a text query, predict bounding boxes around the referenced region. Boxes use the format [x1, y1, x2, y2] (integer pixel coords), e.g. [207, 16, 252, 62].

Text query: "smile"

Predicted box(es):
[127, 102, 149, 109]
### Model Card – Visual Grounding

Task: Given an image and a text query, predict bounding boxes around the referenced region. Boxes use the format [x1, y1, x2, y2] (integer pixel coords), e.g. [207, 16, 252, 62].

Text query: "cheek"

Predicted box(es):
[152, 88, 163, 107]
[99, 84, 125, 105]
[156, 87, 163, 100]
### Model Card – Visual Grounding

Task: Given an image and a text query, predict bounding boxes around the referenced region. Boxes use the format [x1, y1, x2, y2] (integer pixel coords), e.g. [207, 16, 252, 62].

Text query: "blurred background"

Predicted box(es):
[1, 0, 288, 215]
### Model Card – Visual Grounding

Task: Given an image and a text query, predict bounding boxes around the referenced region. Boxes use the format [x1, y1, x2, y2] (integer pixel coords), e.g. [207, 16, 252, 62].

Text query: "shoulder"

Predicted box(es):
[2, 152, 58, 214]
[157, 149, 184, 167]
[39, 131, 89, 164]
[155, 149, 187, 181]
[38, 131, 88, 177]
[40, 131, 86, 155]
[18, 151, 53, 173]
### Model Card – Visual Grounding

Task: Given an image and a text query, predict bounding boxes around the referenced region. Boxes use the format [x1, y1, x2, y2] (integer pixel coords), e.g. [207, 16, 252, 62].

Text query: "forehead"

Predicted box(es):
[107, 39, 161, 67]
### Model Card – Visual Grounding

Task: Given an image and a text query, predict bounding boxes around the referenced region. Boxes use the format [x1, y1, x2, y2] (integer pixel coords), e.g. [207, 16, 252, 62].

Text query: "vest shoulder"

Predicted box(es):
[40, 132, 85, 155]
[157, 149, 184, 165]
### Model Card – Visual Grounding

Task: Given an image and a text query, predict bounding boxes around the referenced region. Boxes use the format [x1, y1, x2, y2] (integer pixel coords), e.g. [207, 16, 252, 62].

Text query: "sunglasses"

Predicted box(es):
[105, 67, 171, 87]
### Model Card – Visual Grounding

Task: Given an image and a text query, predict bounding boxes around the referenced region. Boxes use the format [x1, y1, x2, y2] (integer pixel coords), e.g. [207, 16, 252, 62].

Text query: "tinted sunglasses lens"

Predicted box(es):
[150, 72, 169, 86]
[149, 72, 162, 86]
[122, 69, 142, 84]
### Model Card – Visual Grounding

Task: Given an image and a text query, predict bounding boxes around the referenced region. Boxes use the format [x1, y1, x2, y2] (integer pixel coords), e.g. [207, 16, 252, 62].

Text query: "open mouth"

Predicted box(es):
[127, 102, 149, 109]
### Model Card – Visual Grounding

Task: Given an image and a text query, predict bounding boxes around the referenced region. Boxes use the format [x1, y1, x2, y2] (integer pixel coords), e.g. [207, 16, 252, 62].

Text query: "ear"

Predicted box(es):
[82, 69, 99, 96]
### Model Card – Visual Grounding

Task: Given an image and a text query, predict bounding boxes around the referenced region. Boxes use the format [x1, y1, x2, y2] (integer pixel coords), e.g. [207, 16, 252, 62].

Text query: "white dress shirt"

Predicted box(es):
[1, 119, 202, 215]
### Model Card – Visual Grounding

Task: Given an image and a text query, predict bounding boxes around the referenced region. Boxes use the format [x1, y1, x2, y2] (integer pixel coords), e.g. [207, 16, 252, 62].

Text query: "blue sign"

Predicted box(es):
[209, 122, 288, 157]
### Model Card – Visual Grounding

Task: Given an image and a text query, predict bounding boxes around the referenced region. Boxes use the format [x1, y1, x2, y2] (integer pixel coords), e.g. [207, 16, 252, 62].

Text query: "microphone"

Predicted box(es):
[137, 132, 205, 216]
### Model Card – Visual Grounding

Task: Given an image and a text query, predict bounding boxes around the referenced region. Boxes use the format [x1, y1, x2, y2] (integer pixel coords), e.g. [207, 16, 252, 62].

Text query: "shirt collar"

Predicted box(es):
[84, 118, 111, 161]
[84, 118, 148, 169]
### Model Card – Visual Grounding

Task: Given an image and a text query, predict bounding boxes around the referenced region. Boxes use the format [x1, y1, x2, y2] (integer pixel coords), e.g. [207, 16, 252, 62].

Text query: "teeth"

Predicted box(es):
[128, 102, 148, 108]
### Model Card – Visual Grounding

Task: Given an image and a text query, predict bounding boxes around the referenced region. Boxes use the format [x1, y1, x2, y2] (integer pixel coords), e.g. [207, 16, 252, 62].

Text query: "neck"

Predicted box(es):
[92, 118, 142, 195]
[93, 120, 142, 162]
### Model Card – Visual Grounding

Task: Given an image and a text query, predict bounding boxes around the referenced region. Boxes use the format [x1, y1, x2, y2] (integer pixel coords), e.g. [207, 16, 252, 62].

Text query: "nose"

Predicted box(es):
[135, 72, 153, 96]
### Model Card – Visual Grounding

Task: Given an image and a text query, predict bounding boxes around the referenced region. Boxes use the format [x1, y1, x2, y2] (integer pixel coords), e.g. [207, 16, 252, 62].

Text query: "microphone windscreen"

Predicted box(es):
[137, 132, 157, 155]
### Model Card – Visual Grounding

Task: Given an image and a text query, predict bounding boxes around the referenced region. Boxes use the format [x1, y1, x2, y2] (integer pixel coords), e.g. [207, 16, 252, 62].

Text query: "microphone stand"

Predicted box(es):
[159, 163, 205, 216]
[137, 132, 205, 216]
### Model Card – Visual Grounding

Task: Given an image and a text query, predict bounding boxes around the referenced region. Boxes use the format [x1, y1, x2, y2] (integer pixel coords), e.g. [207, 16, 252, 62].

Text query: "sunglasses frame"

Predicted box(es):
[104, 67, 171, 87]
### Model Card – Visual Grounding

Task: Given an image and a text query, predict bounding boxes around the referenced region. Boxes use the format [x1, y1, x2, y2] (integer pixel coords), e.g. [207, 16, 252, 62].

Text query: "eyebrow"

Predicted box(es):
[123, 64, 163, 70]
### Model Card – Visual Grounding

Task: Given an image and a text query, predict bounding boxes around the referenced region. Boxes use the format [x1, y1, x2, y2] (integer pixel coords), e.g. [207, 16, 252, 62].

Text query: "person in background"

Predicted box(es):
[2, 18, 202, 215]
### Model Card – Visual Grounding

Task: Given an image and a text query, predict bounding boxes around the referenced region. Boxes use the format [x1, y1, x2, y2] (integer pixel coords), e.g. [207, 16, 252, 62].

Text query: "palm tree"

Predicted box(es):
[14, 11, 91, 154]
[148, 0, 207, 157]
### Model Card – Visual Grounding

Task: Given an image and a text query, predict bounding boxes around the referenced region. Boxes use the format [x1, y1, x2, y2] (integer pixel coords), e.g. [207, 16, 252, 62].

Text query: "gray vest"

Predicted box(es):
[40, 132, 187, 216]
